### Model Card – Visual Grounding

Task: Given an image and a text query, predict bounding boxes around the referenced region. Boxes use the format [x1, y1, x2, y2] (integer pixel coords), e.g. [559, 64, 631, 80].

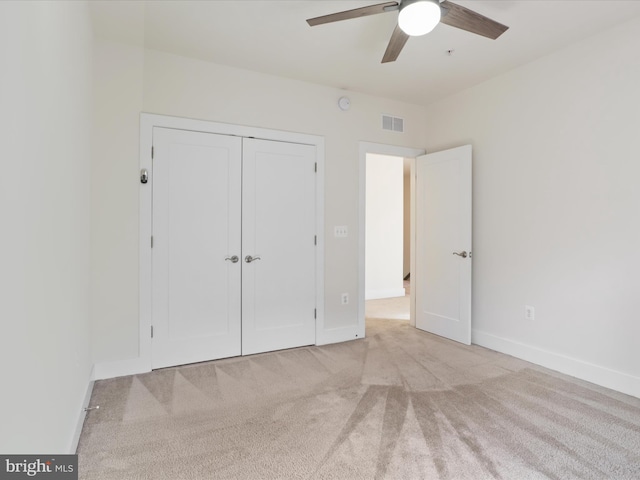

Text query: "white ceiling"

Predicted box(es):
[91, 0, 640, 106]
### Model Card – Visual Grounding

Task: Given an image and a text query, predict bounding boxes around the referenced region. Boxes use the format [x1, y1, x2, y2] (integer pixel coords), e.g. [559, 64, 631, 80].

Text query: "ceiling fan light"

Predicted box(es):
[398, 0, 441, 37]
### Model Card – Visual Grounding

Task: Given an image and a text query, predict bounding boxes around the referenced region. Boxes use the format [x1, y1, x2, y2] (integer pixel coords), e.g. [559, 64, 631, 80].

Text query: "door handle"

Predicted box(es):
[453, 251, 468, 258]
[245, 255, 261, 263]
[225, 255, 239, 263]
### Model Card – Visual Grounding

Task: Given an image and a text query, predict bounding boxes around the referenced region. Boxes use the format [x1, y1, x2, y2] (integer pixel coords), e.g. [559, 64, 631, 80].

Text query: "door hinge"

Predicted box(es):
[151, 236, 154, 248]
[151, 146, 154, 159]
[314, 162, 317, 173]
[314, 235, 317, 245]
[151, 325, 154, 338]
[314, 308, 317, 319]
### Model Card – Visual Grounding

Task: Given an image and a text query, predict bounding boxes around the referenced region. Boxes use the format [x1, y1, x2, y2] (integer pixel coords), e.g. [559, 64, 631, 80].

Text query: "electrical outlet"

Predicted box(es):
[525, 305, 535, 321]
[341, 293, 349, 305]
[334, 226, 348, 238]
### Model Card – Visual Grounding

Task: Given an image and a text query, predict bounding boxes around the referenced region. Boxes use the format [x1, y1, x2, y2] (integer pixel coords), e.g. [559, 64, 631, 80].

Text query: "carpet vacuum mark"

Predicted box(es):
[78, 319, 640, 479]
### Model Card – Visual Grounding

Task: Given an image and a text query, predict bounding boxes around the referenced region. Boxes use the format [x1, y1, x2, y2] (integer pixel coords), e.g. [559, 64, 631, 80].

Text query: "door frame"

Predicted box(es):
[139, 113, 325, 372]
[358, 142, 426, 334]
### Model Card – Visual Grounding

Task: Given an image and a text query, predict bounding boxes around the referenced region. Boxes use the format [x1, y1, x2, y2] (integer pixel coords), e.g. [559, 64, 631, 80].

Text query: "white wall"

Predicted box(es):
[91, 42, 427, 365]
[365, 154, 405, 299]
[91, 40, 144, 363]
[423, 17, 640, 397]
[0, 1, 94, 452]
[91, 14, 640, 398]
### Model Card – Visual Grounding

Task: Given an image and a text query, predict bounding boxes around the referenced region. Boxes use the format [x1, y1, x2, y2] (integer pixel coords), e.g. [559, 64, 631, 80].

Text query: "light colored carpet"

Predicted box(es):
[366, 295, 410, 321]
[78, 315, 640, 479]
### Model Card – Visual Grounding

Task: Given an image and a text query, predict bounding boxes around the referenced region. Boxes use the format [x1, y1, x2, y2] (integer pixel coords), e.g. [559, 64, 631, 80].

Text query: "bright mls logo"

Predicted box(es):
[0, 455, 77, 479]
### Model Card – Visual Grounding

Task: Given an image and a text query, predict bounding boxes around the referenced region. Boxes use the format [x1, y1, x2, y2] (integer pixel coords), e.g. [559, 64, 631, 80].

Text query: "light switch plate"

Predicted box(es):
[525, 305, 535, 321]
[334, 226, 348, 238]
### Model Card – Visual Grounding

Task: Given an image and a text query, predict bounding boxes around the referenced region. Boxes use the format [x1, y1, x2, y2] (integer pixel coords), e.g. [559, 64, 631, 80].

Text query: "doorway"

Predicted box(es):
[358, 142, 425, 332]
[364, 153, 410, 322]
[358, 142, 473, 345]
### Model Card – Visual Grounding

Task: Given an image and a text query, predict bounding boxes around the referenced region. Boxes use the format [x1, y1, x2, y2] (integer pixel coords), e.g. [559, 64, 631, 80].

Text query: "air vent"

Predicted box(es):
[382, 114, 404, 133]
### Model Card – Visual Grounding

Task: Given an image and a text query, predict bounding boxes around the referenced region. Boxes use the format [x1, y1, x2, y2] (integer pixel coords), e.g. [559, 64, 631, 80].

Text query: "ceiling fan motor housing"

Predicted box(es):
[398, 0, 442, 37]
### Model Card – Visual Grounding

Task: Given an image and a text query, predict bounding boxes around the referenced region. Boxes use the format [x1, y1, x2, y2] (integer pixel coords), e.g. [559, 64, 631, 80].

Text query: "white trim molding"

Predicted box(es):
[93, 357, 150, 381]
[129, 113, 325, 378]
[317, 325, 363, 346]
[473, 329, 640, 399]
[93, 113, 328, 380]
[69, 366, 95, 453]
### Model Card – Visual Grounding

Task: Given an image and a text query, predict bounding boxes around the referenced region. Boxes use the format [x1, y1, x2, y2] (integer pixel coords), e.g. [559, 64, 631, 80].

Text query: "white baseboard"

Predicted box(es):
[92, 326, 367, 379]
[316, 325, 364, 346]
[69, 365, 95, 454]
[365, 288, 406, 300]
[93, 356, 150, 381]
[473, 329, 640, 399]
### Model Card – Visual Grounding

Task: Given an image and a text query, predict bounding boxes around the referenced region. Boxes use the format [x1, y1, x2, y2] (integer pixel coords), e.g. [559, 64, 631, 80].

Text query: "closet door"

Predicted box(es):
[151, 127, 242, 369]
[241, 138, 317, 355]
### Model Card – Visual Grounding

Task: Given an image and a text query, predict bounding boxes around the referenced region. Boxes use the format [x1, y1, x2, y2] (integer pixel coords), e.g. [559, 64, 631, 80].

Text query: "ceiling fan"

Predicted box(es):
[306, 0, 508, 63]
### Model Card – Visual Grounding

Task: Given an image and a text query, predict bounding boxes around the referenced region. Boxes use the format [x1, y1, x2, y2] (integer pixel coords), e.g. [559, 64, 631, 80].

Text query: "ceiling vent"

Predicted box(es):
[382, 114, 404, 133]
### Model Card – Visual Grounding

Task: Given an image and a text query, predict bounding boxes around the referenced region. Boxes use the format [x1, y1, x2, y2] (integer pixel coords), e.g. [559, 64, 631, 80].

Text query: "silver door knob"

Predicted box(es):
[245, 255, 261, 263]
[225, 255, 239, 263]
[453, 251, 468, 258]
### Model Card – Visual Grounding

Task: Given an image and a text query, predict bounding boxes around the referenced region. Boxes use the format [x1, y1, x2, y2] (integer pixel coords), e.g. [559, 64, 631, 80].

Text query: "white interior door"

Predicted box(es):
[415, 145, 472, 344]
[151, 127, 242, 368]
[241, 138, 317, 355]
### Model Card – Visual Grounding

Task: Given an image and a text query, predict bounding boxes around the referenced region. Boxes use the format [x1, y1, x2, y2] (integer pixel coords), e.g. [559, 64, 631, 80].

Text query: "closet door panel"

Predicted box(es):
[241, 138, 317, 355]
[151, 127, 242, 369]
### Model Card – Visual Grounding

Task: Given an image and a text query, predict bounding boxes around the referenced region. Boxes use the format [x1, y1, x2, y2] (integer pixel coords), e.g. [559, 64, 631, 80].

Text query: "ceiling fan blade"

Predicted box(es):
[307, 2, 398, 27]
[440, 1, 508, 40]
[381, 24, 410, 63]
